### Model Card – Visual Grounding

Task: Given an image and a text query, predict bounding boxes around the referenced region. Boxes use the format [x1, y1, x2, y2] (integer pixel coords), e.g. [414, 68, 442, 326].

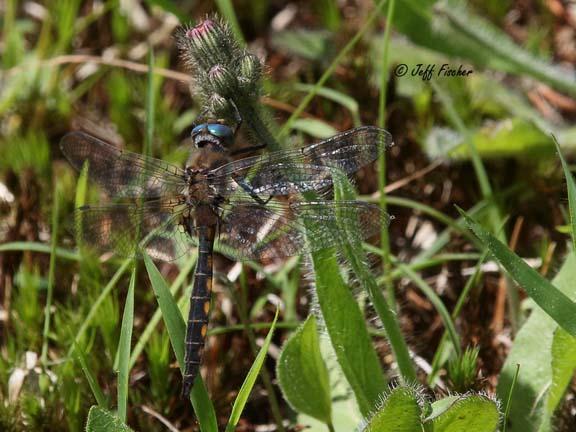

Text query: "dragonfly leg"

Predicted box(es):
[231, 174, 273, 205]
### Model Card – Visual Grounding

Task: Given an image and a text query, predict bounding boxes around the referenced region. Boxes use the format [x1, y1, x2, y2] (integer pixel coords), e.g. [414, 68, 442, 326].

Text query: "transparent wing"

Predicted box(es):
[209, 126, 393, 197]
[75, 200, 196, 261]
[60, 132, 186, 199]
[215, 199, 389, 261]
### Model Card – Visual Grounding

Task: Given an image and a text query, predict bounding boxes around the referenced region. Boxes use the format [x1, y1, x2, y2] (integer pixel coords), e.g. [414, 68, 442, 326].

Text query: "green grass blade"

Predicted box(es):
[145, 48, 155, 158]
[67, 258, 132, 358]
[277, 0, 388, 139]
[143, 254, 217, 432]
[276, 315, 332, 426]
[435, 2, 576, 97]
[497, 253, 576, 432]
[117, 264, 136, 422]
[292, 83, 360, 127]
[129, 253, 197, 369]
[215, 0, 245, 44]
[459, 208, 576, 336]
[41, 185, 60, 366]
[502, 364, 520, 432]
[225, 309, 279, 431]
[0, 242, 80, 260]
[553, 135, 576, 251]
[72, 339, 108, 408]
[377, 0, 396, 309]
[396, 262, 461, 357]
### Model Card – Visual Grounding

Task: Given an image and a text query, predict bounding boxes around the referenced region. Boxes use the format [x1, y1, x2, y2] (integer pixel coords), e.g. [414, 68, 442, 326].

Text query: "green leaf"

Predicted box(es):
[291, 118, 338, 139]
[548, 329, 576, 413]
[311, 248, 386, 416]
[458, 208, 576, 337]
[277, 315, 332, 426]
[427, 394, 500, 432]
[270, 29, 332, 61]
[85, 406, 134, 432]
[363, 386, 423, 432]
[225, 309, 279, 431]
[554, 136, 576, 251]
[424, 120, 552, 160]
[392, 1, 576, 96]
[143, 255, 218, 432]
[497, 253, 576, 432]
[293, 84, 360, 126]
[116, 265, 136, 422]
[536, 328, 576, 432]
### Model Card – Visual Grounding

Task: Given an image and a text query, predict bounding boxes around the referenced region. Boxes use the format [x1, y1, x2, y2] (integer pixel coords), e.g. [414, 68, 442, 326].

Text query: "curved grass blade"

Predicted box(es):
[553, 135, 576, 251]
[458, 207, 576, 337]
[0, 242, 80, 260]
[117, 264, 136, 422]
[225, 308, 279, 432]
[396, 262, 461, 357]
[497, 253, 576, 432]
[143, 254, 217, 432]
[71, 338, 108, 408]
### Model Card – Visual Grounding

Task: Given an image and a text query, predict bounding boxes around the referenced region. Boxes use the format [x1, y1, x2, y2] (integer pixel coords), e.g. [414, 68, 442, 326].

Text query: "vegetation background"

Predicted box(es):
[1, 0, 576, 430]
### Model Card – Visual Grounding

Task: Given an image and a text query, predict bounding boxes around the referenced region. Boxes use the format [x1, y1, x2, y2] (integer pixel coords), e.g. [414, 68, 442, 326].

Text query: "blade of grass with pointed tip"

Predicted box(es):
[129, 252, 197, 369]
[72, 339, 107, 408]
[225, 309, 279, 432]
[458, 207, 576, 337]
[293, 83, 361, 127]
[497, 253, 576, 432]
[67, 258, 132, 358]
[277, 0, 388, 139]
[395, 262, 461, 357]
[277, 315, 332, 427]
[143, 254, 217, 432]
[215, 0, 244, 44]
[553, 135, 576, 251]
[117, 264, 136, 422]
[41, 185, 60, 366]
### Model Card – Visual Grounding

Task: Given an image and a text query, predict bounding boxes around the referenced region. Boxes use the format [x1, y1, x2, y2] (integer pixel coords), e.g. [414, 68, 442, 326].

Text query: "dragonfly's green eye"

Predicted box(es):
[207, 123, 233, 138]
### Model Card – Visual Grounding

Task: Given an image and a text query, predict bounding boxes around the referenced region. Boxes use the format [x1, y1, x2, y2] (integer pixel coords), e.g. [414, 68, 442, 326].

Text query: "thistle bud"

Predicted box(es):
[208, 65, 237, 97]
[207, 94, 236, 120]
[176, 18, 240, 72]
[237, 54, 262, 94]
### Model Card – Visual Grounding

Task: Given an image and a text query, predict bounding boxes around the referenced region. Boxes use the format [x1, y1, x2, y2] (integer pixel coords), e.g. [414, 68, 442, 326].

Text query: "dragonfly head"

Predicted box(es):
[191, 122, 234, 150]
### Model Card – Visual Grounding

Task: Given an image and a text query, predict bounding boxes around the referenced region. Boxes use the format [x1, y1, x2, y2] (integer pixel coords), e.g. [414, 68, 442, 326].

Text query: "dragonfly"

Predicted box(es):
[60, 123, 393, 397]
